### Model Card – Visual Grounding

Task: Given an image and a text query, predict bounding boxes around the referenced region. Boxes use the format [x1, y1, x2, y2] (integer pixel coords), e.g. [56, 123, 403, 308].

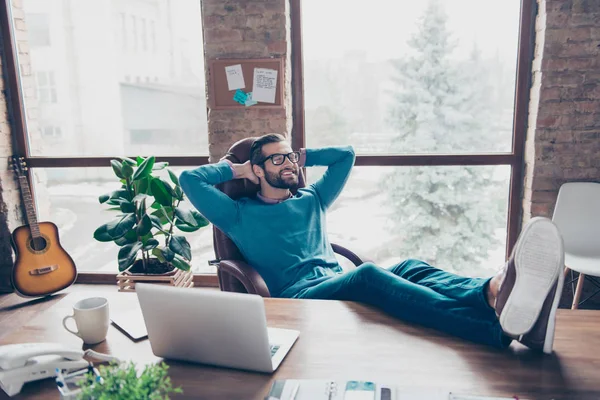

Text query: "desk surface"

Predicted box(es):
[0, 285, 599, 400]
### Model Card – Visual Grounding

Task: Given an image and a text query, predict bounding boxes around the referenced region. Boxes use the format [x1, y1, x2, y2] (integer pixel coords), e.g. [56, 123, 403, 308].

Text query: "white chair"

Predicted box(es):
[552, 182, 600, 309]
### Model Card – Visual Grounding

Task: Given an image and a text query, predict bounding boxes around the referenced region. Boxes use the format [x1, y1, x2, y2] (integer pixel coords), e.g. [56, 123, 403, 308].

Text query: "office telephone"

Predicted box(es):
[0, 342, 118, 397]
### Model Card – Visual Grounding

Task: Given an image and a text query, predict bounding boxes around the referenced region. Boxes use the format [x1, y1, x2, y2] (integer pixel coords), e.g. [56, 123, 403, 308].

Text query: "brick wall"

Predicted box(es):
[201, 0, 293, 162]
[523, 0, 600, 308]
[0, 30, 20, 293]
[523, 0, 600, 219]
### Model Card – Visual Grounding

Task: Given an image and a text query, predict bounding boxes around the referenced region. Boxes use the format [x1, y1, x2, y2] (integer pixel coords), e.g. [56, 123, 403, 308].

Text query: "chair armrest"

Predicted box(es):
[331, 243, 373, 267]
[217, 259, 271, 298]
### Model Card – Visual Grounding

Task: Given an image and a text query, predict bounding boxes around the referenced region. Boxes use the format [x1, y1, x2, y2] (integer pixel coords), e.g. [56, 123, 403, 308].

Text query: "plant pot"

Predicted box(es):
[116, 259, 194, 292]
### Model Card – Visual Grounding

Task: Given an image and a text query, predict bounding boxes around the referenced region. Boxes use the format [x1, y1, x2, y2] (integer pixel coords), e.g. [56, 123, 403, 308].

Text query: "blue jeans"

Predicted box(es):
[288, 259, 511, 349]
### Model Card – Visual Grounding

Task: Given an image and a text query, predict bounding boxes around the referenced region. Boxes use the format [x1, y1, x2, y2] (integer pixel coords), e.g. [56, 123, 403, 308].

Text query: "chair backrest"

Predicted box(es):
[212, 137, 306, 262]
[552, 182, 600, 257]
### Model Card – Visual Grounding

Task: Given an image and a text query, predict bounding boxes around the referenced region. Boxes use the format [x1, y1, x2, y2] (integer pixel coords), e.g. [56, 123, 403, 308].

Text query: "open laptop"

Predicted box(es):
[135, 283, 299, 373]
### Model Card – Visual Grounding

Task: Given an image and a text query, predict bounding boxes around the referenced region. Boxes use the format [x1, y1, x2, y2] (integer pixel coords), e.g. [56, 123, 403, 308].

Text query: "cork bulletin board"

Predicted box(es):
[208, 58, 284, 110]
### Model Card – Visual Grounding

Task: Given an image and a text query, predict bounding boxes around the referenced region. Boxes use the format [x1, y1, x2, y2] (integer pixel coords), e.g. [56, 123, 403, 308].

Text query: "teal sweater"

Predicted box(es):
[180, 146, 356, 297]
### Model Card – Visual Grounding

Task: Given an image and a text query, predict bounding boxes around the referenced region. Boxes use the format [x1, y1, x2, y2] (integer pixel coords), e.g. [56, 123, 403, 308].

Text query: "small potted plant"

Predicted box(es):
[75, 361, 182, 399]
[93, 156, 208, 290]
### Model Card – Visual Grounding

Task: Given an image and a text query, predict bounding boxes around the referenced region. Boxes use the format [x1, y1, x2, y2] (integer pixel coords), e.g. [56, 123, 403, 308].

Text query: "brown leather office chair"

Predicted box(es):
[213, 137, 369, 297]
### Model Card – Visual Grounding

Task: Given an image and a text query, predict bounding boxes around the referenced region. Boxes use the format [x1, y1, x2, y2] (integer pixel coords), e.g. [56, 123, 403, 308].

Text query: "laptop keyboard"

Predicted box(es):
[269, 344, 280, 357]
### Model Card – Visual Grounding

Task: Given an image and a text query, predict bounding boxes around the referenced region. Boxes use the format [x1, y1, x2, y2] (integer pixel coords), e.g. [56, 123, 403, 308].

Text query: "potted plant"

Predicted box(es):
[93, 156, 208, 284]
[75, 361, 182, 400]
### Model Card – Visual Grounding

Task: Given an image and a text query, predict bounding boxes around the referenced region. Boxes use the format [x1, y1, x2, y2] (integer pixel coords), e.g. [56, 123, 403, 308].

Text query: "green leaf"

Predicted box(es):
[152, 248, 167, 263]
[191, 210, 210, 228]
[151, 201, 162, 209]
[136, 156, 144, 166]
[122, 163, 134, 179]
[132, 156, 155, 181]
[106, 213, 137, 239]
[114, 229, 138, 246]
[152, 207, 173, 224]
[120, 157, 137, 166]
[143, 238, 159, 251]
[111, 189, 132, 202]
[138, 177, 151, 195]
[175, 219, 199, 233]
[154, 247, 175, 262]
[149, 214, 167, 231]
[174, 208, 198, 227]
[119, 201, 136, 213]
[118, 242, 143, 271]
[168, 169, 180, 186]
[152, 161, 168, 170]
[99, 193, 110, 204]
[132, 193, 148, 204]
[160, 177, 177, 197]
[150, 178, 173, 206]
[136, 214, 152, 236]
[111, 160, 124, 179]
[93, 225, 113, 242]
[174, 185, 184, 200]
[171, 255, 191, 271]
[168, 235, 191, 260]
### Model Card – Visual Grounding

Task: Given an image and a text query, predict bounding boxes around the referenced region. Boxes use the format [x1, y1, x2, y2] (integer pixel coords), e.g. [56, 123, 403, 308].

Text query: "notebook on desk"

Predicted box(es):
[110, 309, 148, 341]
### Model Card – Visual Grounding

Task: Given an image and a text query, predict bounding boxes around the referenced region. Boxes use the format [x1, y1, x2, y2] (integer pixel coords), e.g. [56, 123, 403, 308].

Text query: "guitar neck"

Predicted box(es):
[18, 175, 41, 238]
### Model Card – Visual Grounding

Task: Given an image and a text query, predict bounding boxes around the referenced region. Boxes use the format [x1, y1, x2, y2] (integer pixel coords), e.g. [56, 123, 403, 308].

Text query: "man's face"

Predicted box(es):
[255, 142, 299, 190]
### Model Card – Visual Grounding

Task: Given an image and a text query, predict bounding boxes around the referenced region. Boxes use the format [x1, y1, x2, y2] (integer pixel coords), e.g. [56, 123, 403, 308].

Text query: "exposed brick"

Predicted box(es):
[539, 86, 562, 102]
[202, 2, 243, 16]
[531, 177, 562, 191]
[204, 28, 243, 43]
[530, 202, 551, 217]
[567, 57, 598, 70]
[572, 0, 600, 14]
[542, 57, 568, 71]
[267, 40, 286, 54]
[546, 27, 592, 44]
[546, 10, 570, 29]
[569, 12, 600, 27]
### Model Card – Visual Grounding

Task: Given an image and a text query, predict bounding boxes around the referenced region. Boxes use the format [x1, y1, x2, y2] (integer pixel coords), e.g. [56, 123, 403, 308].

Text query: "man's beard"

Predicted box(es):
[264, 169, 299, 190]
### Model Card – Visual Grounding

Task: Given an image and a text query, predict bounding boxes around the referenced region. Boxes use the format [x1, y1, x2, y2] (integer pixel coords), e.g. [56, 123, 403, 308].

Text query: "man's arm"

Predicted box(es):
[302, 145, 356, 209]
[179, 160, 258, 233]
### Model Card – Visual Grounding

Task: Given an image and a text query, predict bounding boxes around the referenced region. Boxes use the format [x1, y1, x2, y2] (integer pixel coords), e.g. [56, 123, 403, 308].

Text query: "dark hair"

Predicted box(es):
[249, 133, 286, 165]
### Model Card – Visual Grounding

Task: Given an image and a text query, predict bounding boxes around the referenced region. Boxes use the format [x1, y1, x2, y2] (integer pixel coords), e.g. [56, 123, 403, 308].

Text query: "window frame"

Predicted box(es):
[290, 0, 536, 259]
[0, 0, 217, 286]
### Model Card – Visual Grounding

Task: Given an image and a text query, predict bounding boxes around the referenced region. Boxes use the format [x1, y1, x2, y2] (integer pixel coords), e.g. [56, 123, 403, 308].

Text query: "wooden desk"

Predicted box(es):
[0, 285, 599, 400]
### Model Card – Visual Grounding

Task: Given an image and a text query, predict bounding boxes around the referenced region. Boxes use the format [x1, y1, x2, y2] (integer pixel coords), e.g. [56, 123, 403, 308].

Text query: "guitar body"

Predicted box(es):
[11, 221, 77, 297]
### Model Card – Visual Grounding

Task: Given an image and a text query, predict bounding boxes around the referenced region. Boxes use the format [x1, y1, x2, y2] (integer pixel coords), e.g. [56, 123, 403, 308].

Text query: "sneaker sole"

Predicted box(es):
[499, 217, 564, 337]
[542, 259, 564, 354]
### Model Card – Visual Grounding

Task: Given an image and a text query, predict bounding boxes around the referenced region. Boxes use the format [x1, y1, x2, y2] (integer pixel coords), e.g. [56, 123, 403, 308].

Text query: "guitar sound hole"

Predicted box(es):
[30, 237, 47, 252]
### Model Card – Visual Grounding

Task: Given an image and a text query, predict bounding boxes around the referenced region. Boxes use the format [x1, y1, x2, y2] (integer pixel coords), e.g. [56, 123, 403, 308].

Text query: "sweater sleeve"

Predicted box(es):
[304, 146, 356, 209]
[179, 160, 240, 233]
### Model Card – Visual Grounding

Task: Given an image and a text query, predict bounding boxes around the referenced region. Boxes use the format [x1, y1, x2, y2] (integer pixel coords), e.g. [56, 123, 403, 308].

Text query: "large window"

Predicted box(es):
[4, 0, 215, 282]
[295, 0, 533, 273]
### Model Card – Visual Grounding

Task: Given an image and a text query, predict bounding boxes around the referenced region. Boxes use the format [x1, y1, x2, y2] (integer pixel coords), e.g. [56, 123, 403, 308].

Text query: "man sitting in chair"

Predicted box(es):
[180, 133, 564, 354]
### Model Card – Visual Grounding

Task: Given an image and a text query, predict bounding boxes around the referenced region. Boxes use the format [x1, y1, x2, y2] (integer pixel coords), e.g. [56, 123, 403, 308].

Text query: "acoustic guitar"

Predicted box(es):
[10, 156, 77, 297]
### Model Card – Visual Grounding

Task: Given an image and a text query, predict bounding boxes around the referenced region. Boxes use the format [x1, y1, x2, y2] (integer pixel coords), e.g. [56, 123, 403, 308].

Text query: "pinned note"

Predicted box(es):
[225, 64, 245, 91]
[252, 68, 277, 103]
[233, 89, 248, 105]
[245, 92, 258, 107]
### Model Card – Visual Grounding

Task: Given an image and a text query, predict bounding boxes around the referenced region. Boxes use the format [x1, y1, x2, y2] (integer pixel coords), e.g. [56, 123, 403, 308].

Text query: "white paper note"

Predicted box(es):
[252, 68, 278, 103]
[225, 64, 245, 91]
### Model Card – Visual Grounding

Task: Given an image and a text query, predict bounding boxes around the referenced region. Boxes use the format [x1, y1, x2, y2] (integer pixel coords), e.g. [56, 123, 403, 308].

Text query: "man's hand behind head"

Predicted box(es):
[233, 161, 260, 185]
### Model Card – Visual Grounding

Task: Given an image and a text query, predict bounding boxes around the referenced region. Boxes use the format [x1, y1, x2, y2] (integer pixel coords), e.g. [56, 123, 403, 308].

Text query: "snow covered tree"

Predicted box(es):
[382, 0, 506, 274]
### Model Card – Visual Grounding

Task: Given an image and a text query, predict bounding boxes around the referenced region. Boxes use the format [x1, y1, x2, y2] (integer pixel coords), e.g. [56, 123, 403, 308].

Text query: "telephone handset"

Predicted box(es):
[0, 342, 84, 370]
[0, 342, 88, 397]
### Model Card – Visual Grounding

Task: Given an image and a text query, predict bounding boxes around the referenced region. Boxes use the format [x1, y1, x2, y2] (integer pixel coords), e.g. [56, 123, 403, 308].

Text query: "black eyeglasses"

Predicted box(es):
[259, 151, 300, 166]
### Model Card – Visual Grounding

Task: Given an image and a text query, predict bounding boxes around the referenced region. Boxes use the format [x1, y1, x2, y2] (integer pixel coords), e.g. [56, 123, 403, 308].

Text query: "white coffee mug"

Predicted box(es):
[62, 297, 109, 345]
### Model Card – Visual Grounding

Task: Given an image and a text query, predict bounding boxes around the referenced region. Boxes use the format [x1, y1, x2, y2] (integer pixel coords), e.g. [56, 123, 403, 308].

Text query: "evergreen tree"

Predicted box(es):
[382, 0, 504, 274]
